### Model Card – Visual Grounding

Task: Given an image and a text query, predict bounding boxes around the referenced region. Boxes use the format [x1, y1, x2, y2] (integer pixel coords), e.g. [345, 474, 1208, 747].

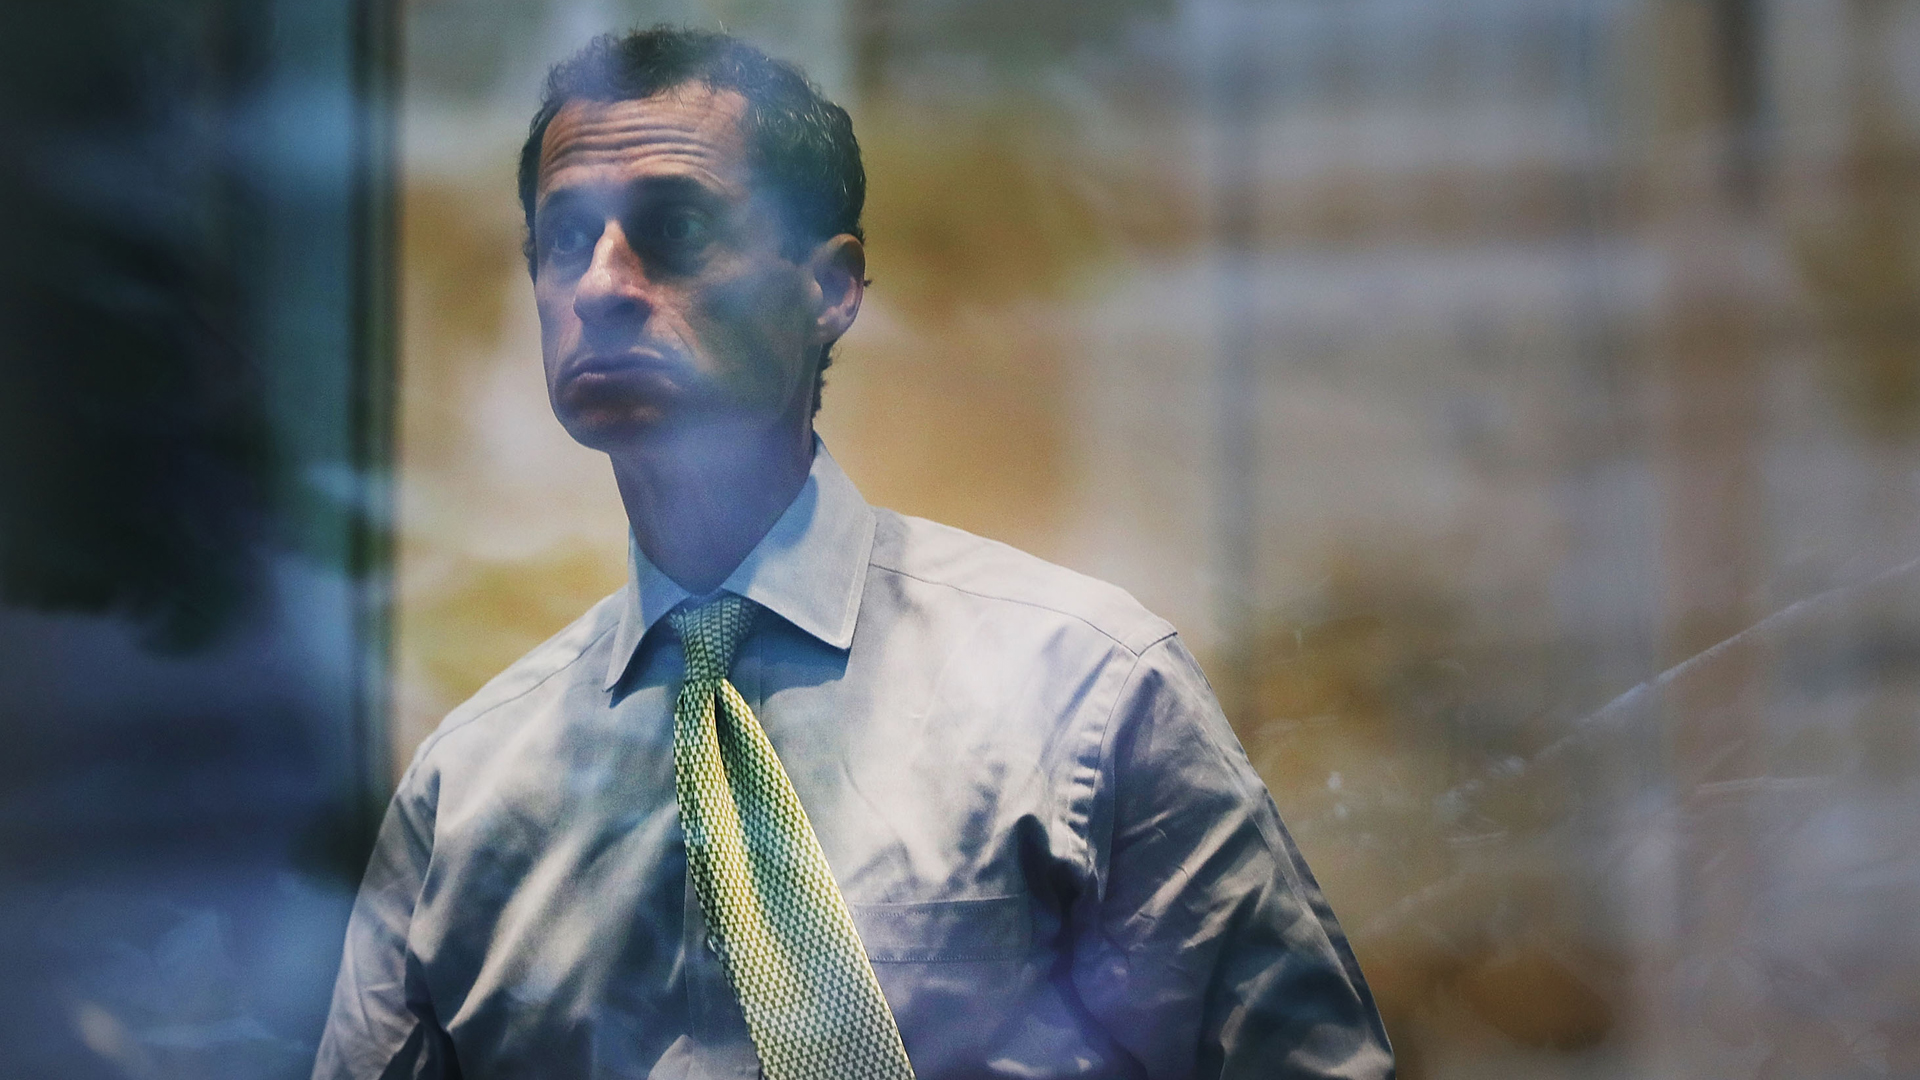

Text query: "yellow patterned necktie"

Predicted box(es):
[668, 594, 916, 1080]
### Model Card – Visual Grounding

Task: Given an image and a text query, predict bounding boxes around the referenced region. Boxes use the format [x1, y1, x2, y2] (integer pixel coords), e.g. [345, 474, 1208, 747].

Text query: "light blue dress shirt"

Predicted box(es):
[314, 441, 1392, 1080]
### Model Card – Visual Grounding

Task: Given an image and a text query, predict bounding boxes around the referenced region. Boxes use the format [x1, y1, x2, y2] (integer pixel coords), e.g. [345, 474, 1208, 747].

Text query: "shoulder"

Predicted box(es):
[868, 508, 1176, 658]
[406, 587, 624, 770]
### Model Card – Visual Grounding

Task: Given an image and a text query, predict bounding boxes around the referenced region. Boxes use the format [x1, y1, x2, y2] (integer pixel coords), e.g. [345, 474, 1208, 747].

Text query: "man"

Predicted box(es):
[316, 27, 1392, 1080]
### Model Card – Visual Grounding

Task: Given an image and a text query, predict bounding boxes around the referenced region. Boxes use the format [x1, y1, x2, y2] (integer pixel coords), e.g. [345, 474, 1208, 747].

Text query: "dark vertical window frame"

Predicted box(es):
[348, 0, 400, 845]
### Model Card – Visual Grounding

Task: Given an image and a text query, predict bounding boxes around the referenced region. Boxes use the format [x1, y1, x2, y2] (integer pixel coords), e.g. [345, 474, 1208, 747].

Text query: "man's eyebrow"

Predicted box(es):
[536, 174, 729, 221]
[534, 186, 588, 220]
[625, 174, 729, 207]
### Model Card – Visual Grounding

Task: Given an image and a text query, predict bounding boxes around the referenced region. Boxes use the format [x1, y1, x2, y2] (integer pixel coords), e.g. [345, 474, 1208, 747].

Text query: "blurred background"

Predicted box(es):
[4, 0, 1919, 1076]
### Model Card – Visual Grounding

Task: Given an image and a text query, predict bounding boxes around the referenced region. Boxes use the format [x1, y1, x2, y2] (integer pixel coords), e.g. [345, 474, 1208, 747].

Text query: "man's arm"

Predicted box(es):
[313, 763, 459, 1080]
[1069, 636, 1394, 1080]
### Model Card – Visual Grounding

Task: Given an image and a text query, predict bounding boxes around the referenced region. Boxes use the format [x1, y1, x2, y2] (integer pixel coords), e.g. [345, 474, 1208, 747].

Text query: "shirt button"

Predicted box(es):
[705, 933, 719, 954]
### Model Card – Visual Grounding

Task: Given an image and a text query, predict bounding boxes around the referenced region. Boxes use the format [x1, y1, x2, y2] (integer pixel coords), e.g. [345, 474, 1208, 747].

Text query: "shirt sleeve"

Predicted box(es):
[1068, 635, 1394, 1080]
[312, 760, 461, 1080]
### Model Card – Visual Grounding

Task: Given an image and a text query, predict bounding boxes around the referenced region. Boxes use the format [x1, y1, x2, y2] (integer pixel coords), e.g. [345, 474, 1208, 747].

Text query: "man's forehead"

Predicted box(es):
[536, 85, 752, 201]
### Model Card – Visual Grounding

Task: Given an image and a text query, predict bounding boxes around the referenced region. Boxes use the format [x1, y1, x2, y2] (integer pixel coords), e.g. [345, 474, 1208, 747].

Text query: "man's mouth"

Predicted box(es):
[568, 348, 677, 377]
[554, 349, 700, 422]
[561, 348, 698, 397]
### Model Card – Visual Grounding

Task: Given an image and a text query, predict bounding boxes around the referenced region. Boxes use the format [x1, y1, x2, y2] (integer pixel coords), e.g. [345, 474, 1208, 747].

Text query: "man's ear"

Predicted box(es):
[806, 234, 866, 348]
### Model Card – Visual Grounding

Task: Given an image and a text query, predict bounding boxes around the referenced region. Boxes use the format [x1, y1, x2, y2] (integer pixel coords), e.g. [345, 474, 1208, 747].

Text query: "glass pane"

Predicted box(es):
[398, 3, 1920, 1075]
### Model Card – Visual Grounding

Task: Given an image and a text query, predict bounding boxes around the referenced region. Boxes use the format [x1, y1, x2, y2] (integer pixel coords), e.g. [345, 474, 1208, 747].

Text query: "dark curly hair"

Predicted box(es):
[519, 27, 865, 269]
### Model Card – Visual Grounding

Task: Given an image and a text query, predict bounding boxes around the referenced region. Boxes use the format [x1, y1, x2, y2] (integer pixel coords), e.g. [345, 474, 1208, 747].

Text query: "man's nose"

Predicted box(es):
[573, 221, 654, 335]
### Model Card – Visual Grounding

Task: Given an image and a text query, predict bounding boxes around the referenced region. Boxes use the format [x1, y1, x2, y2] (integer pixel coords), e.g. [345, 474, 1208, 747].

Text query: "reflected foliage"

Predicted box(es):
[0, 1, 274, 651]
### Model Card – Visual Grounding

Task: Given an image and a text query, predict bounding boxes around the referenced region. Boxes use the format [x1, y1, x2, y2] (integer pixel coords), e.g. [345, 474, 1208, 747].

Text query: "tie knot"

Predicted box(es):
[668, 593, 756, 685]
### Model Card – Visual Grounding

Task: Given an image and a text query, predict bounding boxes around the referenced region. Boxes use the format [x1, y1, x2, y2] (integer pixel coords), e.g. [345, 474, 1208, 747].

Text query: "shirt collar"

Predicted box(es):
[602, 437, 876, 691]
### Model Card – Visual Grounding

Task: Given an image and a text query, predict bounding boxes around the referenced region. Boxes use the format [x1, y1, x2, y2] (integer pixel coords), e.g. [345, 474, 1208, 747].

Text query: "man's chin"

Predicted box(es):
[557, 408, 675, 452]
[558, 404, 805, 457]
[551, 377, 693, 449]
[556, 400, 757, 451]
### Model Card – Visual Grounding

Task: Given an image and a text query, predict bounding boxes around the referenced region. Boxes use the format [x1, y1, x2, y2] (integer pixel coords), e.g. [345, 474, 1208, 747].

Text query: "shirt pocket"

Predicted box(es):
[849, 896, 1034, 963]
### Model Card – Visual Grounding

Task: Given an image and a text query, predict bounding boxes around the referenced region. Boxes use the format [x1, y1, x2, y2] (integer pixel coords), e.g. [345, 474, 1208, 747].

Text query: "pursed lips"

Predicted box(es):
[562, 348, 684, 383]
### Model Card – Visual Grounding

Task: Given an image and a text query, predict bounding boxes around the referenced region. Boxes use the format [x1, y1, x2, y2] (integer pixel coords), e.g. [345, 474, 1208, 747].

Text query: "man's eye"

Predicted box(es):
[652, 207, 712, 246]
[547, 220, 597, 258]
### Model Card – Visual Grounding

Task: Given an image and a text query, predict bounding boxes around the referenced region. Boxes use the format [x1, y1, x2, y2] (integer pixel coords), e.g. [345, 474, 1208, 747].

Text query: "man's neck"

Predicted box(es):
[610, 417, 815, 596]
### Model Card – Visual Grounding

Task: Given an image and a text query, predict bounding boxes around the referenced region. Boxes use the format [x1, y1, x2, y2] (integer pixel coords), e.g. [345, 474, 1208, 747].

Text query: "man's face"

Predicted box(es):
[531, 85, 828, 451]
